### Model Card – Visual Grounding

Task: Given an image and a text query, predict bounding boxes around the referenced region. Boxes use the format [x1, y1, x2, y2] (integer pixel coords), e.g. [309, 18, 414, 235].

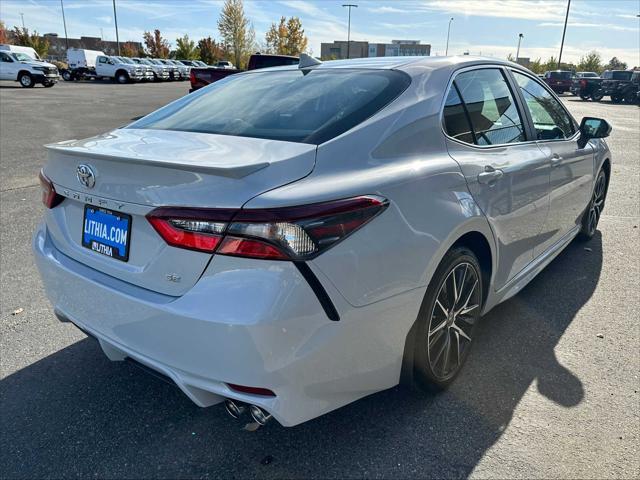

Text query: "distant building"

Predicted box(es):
[367, 40, 430, 58]
[8, 32, 143, 61]
[321, 39, 430, 60]
[516, 57, 531, 68]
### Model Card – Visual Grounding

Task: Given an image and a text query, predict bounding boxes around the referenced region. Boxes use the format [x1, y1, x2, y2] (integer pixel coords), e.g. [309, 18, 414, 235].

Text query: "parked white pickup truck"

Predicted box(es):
[95, 55, 145, 83]
[63, 48, 103, 81]
[0, 47, 59, 87]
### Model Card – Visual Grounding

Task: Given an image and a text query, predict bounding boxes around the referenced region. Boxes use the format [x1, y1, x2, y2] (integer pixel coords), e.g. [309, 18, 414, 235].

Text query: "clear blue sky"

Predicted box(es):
[1, 0, 638, 65]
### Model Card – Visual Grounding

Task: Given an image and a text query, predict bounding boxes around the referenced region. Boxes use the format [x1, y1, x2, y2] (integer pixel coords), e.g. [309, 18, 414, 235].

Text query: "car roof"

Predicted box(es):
[256, 55, 530, 77]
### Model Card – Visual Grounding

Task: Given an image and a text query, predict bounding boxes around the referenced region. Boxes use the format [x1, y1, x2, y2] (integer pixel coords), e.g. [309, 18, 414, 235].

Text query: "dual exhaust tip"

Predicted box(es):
[224, 398, 272, 425]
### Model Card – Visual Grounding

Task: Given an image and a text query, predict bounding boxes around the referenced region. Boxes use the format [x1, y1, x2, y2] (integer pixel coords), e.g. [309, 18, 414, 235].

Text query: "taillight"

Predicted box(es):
[146, 196, 388, 260]
[189, 69, 196, 85]
[580, 79, 587, 88]
[38, 170, 64, 209]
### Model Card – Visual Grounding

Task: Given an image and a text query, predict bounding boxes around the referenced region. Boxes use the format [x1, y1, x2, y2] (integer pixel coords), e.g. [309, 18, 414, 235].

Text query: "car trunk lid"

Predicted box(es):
[42, 128, 316, 296]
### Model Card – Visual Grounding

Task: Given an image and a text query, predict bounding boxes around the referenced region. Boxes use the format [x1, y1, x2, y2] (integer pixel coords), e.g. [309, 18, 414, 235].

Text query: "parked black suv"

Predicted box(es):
[600, 70, 639, 103]
[570, 71, 602, 100]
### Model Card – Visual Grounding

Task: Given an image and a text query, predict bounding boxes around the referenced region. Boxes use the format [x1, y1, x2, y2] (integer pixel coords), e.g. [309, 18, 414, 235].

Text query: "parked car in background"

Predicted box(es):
[116, 57, 154, 82]
[95, 55, 146, 83]
[131, 57, 171, 81]
[155, 59, 183, 80]
[542, 70, 574, 93]
[215, 60, 235, 69]
[63, 48, 103, 81]
[570, 71, 602, 100]
[168, 60, 190, 79]
[34, 56, 612, 427]
[600, 70, 639, 103]
[0, 50, 59, 87]
[189, 53, 299, 92]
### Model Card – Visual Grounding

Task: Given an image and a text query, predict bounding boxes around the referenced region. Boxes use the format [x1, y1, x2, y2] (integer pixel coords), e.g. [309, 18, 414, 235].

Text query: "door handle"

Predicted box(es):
[477, 166, 504, 185]
[550, 154, 563, 167]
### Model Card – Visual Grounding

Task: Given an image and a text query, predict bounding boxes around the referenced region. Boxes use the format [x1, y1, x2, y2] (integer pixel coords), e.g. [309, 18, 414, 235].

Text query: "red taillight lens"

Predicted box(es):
[38, 170, 64, 209]
[189, 69, 196, 86]
[146, 196, 388, 260]
[580, 79, 587, 87]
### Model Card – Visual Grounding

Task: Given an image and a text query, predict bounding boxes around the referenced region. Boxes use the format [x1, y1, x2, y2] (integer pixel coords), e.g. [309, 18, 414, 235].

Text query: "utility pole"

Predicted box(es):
[19, 12, 25, 30]
[60, 0, 70, 53]
[112, 0, 120, 55]
[516, 33, 523, 62]
[445, 17, 453, 56]
[557, 0, 571, 69]
[342, 4, 357, 59]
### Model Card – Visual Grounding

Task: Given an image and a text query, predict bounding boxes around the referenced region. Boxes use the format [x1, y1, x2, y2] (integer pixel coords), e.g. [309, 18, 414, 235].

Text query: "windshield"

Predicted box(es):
[602, 71, 632, 80]
[12, 53, 34, 62]
[118, 57, 135, 64]
[130, 69, 410, 144]
[548, 71, 572, 79]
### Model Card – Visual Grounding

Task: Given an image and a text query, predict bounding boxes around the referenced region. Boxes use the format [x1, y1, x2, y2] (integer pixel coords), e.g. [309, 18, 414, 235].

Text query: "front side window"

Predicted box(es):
[130, 69, 410, 144]
[452, 69, 525, 146]
[512, 71, 576, 140]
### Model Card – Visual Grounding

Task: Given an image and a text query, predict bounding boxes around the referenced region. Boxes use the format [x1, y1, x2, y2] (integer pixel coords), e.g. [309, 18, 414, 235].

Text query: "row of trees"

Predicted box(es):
[1, 0, 309, 68]
[509, 50, 630, 74]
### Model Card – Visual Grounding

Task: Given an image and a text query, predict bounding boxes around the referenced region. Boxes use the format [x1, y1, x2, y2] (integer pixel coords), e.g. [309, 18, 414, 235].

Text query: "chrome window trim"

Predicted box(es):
[439, 64, 534, 150]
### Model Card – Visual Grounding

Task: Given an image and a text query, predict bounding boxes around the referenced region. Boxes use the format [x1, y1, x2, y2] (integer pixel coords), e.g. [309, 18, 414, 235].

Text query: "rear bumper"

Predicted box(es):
[33, 223, 420, 425]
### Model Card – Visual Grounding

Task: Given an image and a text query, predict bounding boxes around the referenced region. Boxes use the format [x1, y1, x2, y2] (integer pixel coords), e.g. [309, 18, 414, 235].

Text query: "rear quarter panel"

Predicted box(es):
[246, 65, 496, 308]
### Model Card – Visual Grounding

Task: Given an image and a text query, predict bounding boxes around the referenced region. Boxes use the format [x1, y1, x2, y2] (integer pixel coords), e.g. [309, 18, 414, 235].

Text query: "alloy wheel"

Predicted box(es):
[587, 173, 606, 236]
[427, 262, 480, 381]
[19, 74, 32, 87]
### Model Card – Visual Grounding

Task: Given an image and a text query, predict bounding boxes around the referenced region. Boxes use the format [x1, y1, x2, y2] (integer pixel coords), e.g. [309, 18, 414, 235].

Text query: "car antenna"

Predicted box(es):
[298, 53, 322, 73]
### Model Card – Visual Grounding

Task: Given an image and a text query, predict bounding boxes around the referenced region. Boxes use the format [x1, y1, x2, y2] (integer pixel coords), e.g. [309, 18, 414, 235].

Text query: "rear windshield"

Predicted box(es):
[129, 69, 411, 144]
[602, 71, 632, 80]
[548, 71, 573, 79]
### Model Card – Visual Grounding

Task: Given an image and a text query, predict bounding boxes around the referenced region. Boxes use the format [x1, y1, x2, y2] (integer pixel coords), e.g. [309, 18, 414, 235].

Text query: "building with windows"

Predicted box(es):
[321, 39, 430, 60]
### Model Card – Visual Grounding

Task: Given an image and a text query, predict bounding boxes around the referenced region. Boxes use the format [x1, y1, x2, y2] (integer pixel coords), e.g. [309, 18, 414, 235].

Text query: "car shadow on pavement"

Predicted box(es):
[0, 234, 602, 479]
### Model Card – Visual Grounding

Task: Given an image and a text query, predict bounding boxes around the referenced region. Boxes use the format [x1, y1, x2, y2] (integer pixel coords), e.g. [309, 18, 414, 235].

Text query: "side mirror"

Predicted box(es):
[578, 117, 611, 148]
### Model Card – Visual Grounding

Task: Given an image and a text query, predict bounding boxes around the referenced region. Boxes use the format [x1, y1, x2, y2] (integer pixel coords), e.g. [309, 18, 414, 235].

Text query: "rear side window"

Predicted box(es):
[130, 69, 410, 144]
[512, 71, 576, 140]
[443, 86, 474, 144]
[548, 71, 572, 80]
[445, 69, 525, 146]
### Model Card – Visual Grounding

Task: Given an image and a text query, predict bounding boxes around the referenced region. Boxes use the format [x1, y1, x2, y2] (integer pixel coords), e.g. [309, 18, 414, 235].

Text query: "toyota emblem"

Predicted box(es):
[76, 164, 96, 189]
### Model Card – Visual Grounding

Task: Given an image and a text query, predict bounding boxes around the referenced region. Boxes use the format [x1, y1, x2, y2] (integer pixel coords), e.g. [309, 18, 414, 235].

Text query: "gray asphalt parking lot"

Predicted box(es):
[1, 80, 639, 479]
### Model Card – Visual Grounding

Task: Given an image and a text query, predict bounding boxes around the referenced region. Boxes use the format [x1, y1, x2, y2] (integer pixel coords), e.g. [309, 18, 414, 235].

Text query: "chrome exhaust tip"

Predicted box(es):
[249, 405, 272, 425]
[224, 399, 246, 419]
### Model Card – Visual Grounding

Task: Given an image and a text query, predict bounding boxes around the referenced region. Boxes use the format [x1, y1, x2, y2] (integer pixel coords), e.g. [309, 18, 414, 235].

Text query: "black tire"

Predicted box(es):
[577, 169, 607, 241]
[62, 70, 72, 81]
[18, 72, 34, 88]
[43, 82, 55, 88]
[611, 95, 622, 103]
[412, 247, 483, 390]
[580, 94, 590, 101]
[591, 91, 604, 101]
[116, 71, 129, 84]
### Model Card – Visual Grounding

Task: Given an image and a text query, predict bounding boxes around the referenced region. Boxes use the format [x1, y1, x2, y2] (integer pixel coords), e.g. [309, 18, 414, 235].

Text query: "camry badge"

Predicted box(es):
[76, 164, 96, 189]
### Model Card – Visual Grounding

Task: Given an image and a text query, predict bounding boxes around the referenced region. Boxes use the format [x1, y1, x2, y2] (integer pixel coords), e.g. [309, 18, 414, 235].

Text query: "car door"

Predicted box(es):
[95, 56, 110, 77]
[0, 52, 16, 80]
[443, 67, 551, 290]
[510, 70, 594, 257]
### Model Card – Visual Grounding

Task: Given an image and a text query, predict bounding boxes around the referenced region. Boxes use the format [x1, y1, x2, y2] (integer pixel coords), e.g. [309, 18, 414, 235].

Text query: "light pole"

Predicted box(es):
[342, 4, 357, 59]
[19, 12, 25, 30]
[60, 0, 70, 53]
[445, 17, 453, 56]
[557, 0, 571, 69]
[112, 0, 120, 56]
[515, 33, 523, 62]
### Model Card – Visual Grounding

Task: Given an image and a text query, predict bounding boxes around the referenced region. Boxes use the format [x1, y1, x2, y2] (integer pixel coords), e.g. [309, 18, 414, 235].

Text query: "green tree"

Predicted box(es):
[506, 53, 515, 62]
[175, 34, 200, 60]
[217, 0, 255, 69]
[143, 29, 170, 58]
[528, 57, 544, 74]
[542, 56, 558, 72]
[577, 50, 603, 73]
[198, 36, 225, 64]
[603, 56, 627, 71]
[11, 27, 49, 58]
[265, 16, 308, 56]
[265, 17, 309, 56]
